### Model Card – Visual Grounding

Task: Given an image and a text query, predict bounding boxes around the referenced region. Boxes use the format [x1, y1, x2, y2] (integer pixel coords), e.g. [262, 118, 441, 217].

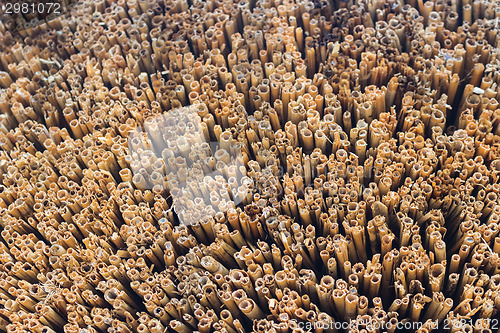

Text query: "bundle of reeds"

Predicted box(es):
[0, 0, 499, 332]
